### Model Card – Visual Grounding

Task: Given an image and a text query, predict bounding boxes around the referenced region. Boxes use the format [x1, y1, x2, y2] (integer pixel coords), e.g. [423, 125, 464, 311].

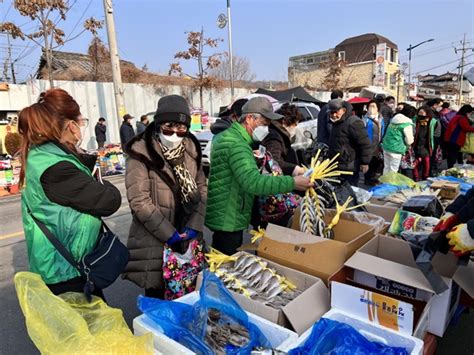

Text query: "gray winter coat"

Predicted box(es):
[122, 123, 207, 289]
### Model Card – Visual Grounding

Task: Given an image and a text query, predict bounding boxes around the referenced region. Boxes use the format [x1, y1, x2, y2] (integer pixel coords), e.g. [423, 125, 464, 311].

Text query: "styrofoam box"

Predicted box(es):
[281, 309, 424, 355]
[133, 291, 298, 355]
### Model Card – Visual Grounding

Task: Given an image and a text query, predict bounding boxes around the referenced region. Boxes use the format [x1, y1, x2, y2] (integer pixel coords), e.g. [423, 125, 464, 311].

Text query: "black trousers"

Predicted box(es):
[212, 230, 244, 256]
[47, 277, 105, 301]
[446, 143, 463, 168]
[365, 156, 383, 185]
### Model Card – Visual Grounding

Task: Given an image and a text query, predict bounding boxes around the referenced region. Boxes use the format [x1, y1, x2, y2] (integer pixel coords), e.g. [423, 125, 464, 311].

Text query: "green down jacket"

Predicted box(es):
[205, 122, 295, 232]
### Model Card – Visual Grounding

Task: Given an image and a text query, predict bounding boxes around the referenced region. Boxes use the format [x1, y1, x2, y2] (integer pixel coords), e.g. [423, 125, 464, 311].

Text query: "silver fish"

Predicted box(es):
[233, 255, 255, 272]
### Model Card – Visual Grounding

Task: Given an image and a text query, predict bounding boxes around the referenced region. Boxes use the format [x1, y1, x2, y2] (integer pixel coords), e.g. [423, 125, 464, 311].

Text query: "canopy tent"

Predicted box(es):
[347, 97, 370, 104]
[255, 86, 324, 104]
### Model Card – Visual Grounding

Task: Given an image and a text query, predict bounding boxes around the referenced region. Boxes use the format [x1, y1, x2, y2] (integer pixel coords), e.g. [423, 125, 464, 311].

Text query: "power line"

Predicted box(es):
[61, 0, 91, 44]
[411, 54, 474, 76]
[1, 1, 12, 23]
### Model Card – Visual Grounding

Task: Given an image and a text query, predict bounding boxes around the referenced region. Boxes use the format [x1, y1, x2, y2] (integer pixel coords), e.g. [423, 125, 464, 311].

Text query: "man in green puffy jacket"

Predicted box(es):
[205, 97, 312, 254]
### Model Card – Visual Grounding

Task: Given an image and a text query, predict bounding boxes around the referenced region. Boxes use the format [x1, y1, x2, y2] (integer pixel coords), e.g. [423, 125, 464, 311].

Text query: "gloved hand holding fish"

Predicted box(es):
[206, 250, 300, 308]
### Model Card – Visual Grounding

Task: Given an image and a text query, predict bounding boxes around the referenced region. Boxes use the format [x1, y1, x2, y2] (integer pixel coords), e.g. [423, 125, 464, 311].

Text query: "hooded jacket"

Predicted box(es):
[94, 123, 106, 144]
[444, 114, 474, 147]
[327, 102, 372, 171]
[261, 121, 299, 176]
[210, 116, 233, 135]
[122, 122, 207, 289]
[381, 114, 414, 155]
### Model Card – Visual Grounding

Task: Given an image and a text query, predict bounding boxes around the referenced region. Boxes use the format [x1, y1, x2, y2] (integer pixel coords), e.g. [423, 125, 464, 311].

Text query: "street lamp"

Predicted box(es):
[217, 1, 235, 98]
[406, 38, 434, 95]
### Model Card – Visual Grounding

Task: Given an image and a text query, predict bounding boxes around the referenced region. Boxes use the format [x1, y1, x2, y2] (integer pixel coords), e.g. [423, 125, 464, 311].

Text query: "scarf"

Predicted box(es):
[160, 140, 198, 205]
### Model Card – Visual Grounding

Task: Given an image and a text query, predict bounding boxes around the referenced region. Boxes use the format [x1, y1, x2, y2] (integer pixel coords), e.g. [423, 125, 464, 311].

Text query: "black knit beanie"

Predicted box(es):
[154, 95, 191, 127]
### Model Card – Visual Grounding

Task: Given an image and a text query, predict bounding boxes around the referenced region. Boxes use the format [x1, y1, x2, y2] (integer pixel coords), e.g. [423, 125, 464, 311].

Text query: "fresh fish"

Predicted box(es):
[242, 261, 265, 279]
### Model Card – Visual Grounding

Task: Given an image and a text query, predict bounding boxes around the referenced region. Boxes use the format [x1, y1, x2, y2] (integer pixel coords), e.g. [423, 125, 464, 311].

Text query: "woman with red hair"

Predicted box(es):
[18, 88, 121, 297]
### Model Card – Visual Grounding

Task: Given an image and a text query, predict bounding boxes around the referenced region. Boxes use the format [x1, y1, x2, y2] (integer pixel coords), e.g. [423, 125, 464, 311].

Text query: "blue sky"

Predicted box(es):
[1, 0, 473, 82]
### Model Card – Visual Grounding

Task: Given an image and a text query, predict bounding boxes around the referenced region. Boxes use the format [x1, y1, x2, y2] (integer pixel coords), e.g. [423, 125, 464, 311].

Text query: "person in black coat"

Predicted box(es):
[317, 90, 343, 145]
[136, 114, 149, 135]
[120, 114, 135, 148]
[261, 103, 305, 176]
[327, 99, 372, 186]
[211, 98, 247, 135]
[94, 117, 107, 149]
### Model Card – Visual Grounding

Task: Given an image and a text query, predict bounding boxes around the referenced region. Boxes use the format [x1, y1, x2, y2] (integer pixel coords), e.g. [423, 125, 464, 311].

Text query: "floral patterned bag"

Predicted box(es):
[256, 150, 300, 223]
[400, 147, 416, 169]
[162, 239, 206, 300]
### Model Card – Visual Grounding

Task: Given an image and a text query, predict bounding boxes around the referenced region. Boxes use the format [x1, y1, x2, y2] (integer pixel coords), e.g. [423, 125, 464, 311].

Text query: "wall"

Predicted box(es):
[0, 79, 254, 150]
[293, 62, 374, 91]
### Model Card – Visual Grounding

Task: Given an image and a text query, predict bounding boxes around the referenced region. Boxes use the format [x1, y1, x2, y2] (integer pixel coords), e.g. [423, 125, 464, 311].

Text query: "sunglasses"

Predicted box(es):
[161, 127, 187, 137]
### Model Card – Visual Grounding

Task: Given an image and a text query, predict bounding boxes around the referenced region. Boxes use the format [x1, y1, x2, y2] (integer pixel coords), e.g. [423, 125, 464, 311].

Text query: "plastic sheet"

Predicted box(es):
[138, 270, 271, 355]
[288, 318, 409, 355]
[370, 183, 401, 199]
[351, 186, 373, 204]
[379, 172, 417, 188]
[14, 272, 153, 355]
[340, 210, 386, 235]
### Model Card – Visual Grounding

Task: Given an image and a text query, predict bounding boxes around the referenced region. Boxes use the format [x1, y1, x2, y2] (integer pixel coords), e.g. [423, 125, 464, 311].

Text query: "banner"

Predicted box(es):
[373, 43, 387, 87]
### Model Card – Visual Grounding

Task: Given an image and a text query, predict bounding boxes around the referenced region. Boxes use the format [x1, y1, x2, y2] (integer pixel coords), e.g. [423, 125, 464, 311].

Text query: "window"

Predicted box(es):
[297, 107, 311, 121]
[391, 49, 398, 63]
[307, 106, 320, 120]
[338, 51, 346, 61]
[385, 48, 390, 61]
[306, 57, 314, 64]
[385, 73, 389, 86]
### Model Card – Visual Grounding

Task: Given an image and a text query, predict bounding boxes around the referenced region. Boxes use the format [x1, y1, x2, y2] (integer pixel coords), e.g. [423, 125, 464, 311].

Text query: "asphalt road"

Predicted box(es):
[0, 175, 472, 354]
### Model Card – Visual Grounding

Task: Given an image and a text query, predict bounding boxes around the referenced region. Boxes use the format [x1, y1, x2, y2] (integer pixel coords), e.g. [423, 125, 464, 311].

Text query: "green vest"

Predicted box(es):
[205, 122, 294, 232]
[382, 122, 412, 155]
[22, 142, 102, 284]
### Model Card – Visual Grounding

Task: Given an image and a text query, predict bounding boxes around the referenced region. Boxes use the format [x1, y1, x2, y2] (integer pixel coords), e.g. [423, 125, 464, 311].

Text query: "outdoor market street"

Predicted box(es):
[0, 176, 473, 355]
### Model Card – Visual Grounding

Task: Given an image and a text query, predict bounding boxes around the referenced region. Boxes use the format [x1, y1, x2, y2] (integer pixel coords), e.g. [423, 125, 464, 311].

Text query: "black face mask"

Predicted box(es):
[418, 115, 426, 120]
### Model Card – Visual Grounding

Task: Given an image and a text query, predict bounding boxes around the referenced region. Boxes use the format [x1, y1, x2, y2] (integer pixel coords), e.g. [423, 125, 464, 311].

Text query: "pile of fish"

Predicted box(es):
[385, 187, 440, 205]
[205, 308, 250, 354]
[210, 253, 300, 308]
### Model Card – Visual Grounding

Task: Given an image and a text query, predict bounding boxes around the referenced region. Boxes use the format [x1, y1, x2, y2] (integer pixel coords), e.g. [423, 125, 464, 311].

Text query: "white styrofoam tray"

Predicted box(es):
[133, 291, 298, 355]
[282, 309, 424, 355]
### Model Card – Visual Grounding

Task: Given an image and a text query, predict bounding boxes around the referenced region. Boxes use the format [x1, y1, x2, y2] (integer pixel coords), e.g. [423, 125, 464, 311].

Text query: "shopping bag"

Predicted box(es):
[163, 239, 206, 300]
[256, 150, 300, 223]
[461, 132, 474, 154]
[138, 270, 271, 355]
[14, 272, 152, 355]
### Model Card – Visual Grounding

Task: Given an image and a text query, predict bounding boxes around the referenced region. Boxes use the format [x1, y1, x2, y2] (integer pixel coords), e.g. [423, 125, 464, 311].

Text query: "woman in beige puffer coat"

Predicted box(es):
[123, 95, 207, 298]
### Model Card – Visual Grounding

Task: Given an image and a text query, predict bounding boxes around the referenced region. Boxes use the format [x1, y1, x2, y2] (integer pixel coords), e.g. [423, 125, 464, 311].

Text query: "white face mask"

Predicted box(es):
[252, 125, 269, 142]
[286, 126, 297, 139]
[159, 132, 184, 149]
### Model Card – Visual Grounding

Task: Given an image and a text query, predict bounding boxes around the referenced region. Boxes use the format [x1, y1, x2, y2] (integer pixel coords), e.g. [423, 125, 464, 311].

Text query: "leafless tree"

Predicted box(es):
[0, 0, 102, 88]
[210, 54, 255, 82]
[169, 28, 224, 108]
[320, 54, 347, 91]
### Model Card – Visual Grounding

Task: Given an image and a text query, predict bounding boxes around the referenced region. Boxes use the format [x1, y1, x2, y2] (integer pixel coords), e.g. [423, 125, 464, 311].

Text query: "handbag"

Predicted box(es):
[256, 151, 300, 223]
[461, 132, 474, 154]
[162, 239, 206, 300]
[27, 207, 129, 301]
[400, 147, 416, 169]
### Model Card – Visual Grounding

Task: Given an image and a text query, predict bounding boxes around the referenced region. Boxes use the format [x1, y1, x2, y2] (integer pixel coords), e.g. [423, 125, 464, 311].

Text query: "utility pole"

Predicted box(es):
[406, 38, 434, 99]
[226, 0, 235, 98]
[6, 34, 16, 84]
[454, 33, 474, 105]
[103, 0, 126, 128]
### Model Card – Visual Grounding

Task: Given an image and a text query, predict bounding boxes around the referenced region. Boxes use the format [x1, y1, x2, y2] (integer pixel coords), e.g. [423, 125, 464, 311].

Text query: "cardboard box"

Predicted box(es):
[133, 291, 298, 354]
[283, 283, 424, 355]
[343, 235, 472, 337]
[196, 252, 330, 335]
[366, 203, 399, 223]
[430, 181, 460, 200]
[246, 211, 375, 284]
